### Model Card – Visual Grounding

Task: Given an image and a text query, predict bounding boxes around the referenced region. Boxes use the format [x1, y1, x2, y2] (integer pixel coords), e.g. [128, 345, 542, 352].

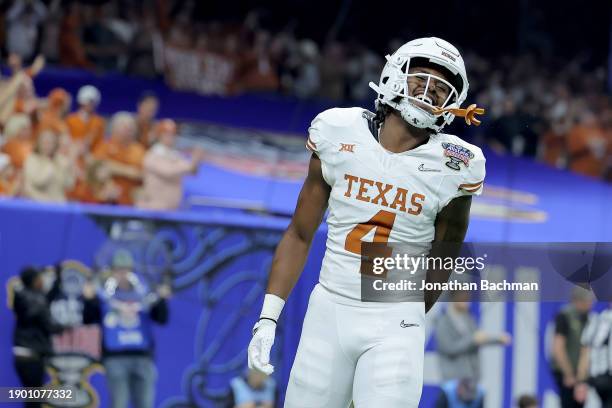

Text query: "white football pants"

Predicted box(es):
[284, 283, 425, 408]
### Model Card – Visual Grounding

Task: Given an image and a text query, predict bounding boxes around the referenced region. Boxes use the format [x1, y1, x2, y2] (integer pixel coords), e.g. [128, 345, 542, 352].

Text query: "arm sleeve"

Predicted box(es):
[306, 110, 338, 185]
[555, 313, 570, 337]
[82, 297, 102, 324]
[261, 378, 276, 403]
[438, 145, 486, 211]
[434, 390, 449, 408]
[581, 313, 598, 346]
[150, 298, 169, 324]
[456, 149, 486, 197]
[144, 153, 192, 179]
[230, 377, 253, 405]
[24, 157, 54, 188]
[6, 1, 26, 21]
[435, 315, 477, 357]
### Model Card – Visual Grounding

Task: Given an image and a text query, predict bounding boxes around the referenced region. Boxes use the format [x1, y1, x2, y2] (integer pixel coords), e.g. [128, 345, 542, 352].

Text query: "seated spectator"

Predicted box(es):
[0, 153, 22, 197]
[37, 88, 71, 138]
[93, 112, 145, 205]
[517, 394, 538, 408]
[1, 113, 34, 168]
[137, 119, 203, 210]
[435, 378, 484, 408]
[135, 92, 159, 147]
[230, 368, 276, 408]
[22, 130, 75, 203]
[66, 85, 105, 151]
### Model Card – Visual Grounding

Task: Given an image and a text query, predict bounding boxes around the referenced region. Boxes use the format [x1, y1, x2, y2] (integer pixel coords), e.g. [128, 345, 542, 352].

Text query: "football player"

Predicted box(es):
[248, 37, 485, 407]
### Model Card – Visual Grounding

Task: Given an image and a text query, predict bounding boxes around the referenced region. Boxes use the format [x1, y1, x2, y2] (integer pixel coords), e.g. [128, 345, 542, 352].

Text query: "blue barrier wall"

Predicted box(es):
[0, 199, 319, 407]
[1, 199, 611, 408]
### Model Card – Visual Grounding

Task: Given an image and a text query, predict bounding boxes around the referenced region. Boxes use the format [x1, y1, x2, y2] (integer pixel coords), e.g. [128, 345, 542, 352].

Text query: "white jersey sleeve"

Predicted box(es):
[437, 137, 486, 211]
[306, 108, 364, 185]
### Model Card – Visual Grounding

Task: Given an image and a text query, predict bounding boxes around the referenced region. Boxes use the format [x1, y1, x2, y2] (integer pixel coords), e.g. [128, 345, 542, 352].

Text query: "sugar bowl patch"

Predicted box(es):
[441, 142, 474, 171]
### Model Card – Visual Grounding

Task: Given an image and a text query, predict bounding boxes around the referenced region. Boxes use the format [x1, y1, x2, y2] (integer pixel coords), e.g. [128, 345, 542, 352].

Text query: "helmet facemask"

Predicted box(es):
[371, 54, 465, 132]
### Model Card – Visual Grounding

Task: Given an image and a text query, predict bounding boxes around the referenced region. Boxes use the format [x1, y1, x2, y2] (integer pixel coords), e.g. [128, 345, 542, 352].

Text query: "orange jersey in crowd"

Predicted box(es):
[66, 112, 106, 150]
[93, 139, 145, 205]
[567, 125, 608, 178]
[1, 139, 33, 169]
[542, 130, 566, 168]
[0, 173, 21, 196]
[37, 110, 69, 137]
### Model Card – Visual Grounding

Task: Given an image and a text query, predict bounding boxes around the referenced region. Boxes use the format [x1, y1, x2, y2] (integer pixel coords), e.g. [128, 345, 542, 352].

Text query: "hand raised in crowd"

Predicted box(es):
[29, 55, 46, 77]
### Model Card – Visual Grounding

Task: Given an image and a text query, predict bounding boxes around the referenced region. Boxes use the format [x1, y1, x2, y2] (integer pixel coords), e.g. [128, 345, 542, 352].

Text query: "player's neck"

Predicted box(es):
[379, 111, 432, 153]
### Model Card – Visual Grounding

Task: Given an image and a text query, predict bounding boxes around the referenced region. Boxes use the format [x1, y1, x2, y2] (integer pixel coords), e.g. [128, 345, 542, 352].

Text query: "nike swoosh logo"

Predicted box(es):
[400, 320, 420, 328]
[418, 164, 441, 172]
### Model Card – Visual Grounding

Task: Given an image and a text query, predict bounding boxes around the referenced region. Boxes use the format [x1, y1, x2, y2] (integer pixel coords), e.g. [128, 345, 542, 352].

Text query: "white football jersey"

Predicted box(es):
[306, 107, 486, 300]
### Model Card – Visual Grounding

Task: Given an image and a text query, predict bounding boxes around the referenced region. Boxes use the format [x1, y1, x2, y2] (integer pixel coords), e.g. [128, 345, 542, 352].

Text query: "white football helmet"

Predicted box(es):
[369, 37, 469, 132]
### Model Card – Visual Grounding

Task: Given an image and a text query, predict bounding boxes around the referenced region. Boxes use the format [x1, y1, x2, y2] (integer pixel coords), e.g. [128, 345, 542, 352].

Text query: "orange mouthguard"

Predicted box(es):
[431, 104, 485, 126]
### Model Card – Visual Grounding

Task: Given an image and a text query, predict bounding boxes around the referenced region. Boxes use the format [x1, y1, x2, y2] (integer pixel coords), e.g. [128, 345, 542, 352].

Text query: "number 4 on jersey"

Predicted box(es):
[344, 210, 396, 255]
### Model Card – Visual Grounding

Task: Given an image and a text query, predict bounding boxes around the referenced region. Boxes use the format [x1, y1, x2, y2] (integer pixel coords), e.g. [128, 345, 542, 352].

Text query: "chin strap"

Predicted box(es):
[432, 104, 485, 126]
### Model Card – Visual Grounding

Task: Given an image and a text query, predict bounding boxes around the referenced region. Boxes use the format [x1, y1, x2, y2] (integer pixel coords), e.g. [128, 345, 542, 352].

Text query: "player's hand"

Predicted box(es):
[248, 319, 276, 375]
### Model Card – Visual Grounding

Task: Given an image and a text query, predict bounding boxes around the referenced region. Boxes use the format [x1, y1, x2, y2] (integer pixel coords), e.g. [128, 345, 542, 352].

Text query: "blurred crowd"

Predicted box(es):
[0, 0, 610, 184]
[0, 63, 204, 208]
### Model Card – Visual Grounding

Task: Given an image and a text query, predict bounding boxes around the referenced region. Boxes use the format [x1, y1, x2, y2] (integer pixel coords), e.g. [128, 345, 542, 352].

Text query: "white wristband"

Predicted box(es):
[260, 294, 285, 322]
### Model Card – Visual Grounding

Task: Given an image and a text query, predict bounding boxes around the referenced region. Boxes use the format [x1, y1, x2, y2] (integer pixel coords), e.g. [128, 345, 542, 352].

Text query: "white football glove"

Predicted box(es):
[248, 319, 276, 375]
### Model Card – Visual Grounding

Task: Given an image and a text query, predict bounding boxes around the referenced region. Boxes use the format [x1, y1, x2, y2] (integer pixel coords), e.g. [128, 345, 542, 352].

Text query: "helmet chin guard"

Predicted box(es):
[369, 37, 469, 132]
[376, 97, 438, 129]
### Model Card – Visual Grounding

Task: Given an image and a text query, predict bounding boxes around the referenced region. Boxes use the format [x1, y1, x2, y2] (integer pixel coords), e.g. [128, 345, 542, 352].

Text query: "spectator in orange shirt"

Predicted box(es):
[1, 113, 34, 169]
[137, 119, 204, 210]
[65, 85, 106, 151]
[567, 110, 608, 178]
[136, 92, 159, 148]
[37, 88, 71, 138]
[0, 153, 22, 197]
[80, 160, 121, 204]
[93, 112, 145, 205]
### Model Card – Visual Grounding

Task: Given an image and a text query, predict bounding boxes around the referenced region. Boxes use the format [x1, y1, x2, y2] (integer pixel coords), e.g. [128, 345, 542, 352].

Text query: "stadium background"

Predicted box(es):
[0, 0, 611, 407]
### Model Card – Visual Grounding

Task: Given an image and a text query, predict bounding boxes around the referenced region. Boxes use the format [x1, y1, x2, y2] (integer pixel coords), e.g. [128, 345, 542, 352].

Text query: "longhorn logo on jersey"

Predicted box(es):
[442, 142, 474, 171]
